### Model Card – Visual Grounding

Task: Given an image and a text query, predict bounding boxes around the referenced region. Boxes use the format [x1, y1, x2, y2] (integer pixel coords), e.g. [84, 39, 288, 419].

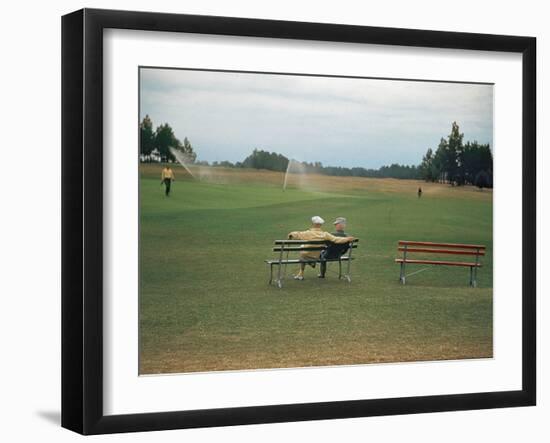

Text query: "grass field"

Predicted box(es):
[139, 163, 493, 374]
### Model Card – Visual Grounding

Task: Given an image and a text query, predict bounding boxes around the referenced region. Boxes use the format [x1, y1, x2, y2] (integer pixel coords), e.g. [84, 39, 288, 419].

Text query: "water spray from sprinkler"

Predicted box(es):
[170, 147, 197, 180]
[283, 159, 307, 191]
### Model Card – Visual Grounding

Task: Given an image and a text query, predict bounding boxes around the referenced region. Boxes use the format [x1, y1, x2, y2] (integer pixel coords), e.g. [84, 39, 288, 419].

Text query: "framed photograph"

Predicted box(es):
[62, 8, 536, 435]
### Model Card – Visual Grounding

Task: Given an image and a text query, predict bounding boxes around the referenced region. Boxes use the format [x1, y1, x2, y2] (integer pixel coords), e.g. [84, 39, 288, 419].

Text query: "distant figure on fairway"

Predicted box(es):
[161, 166, 175, 196]
[288, 216, 355, 280]
[417, 186, 422, 198]
[318, 217, 352, 279]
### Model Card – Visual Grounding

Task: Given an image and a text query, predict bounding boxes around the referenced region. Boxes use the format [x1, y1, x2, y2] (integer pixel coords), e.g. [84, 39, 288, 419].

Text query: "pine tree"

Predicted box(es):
[139, 115, 155, 161]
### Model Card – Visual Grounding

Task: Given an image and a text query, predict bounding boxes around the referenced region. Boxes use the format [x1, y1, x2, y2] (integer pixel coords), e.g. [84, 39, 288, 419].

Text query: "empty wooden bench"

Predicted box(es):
[265, 239, 359, 288]
[395, 240, 485, 287]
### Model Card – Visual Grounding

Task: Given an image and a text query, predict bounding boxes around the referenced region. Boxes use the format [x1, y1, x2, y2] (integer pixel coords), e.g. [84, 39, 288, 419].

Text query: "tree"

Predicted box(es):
[447, 121, 464, 185]
[139, 115, 155, 161]
[241, 149, 289, 172]
[419, 148, 436, 181]
[138, 116, 200, 164]
[433, 137, 449, 183]
[463, 141, 480, 185]
[154, 123, 179, 162]
[475, 170, 490, 190]
[421, 122, 493, 187]
[478, 143, 493, 186]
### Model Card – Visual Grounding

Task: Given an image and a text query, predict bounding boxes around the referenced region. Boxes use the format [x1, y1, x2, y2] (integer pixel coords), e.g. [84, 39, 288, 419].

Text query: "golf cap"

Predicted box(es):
[311, 216, 325, 225]
[333, 217, 347, 225]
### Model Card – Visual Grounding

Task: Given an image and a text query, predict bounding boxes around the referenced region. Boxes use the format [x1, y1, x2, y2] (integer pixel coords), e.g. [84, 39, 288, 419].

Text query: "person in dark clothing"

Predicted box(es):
[318, 217, 351, 278]
[417, 186, 422, 198]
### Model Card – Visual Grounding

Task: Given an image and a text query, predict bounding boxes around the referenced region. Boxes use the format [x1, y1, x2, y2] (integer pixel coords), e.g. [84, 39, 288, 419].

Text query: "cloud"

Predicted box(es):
[140, 68, 493, 168]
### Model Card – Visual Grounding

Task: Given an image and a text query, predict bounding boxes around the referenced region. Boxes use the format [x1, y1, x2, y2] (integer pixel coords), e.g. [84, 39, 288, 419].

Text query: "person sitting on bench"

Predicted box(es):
[318, 217, 352, 279]
[288, 216, 355, 280]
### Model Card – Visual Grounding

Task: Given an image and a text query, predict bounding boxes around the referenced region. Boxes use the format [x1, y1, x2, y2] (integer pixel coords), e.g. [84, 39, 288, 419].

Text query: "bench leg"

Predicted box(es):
[343, 260, 352, 283]
[469, 266, 478, 288]
[345, 259, 352, 283]
[399, 262, 406, 285]
[268, 264, 284, 288]
[276, 261, 283, 288]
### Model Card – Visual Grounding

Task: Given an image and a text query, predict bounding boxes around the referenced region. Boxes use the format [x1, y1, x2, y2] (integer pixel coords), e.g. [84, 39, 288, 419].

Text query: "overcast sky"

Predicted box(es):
[140, 68, 493, 169]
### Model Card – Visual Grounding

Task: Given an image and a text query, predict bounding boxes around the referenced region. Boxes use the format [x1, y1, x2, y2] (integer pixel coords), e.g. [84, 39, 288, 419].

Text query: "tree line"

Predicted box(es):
[317, 163, 420, 179]
[140, 116, 492, 186]
[419, 121, 493, 188]
[200, 149, 420, 179]
[140, 115, 196, 163]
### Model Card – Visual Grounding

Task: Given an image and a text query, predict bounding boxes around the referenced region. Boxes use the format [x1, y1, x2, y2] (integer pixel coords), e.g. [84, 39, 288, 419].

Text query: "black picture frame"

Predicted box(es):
[61, 8, 536, 435]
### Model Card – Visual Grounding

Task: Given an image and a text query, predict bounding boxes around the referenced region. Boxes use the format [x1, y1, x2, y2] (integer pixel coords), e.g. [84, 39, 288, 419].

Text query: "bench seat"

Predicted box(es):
[395, 258, 482, 267]
[266, 257, 354, 265]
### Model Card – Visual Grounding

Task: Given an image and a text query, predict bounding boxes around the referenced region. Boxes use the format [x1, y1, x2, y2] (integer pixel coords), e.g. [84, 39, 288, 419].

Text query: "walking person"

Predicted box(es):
[161, 165, 175, 196]
[417, 186, 422, 198]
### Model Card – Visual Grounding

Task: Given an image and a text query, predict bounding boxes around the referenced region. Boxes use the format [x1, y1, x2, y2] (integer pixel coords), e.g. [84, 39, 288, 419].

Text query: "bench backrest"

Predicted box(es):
[397, 240, 485, 257]
[273, 239, 359, 253]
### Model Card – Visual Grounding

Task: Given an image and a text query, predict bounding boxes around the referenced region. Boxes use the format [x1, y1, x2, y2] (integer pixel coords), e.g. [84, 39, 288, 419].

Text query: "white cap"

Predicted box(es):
[311, 216, 325, 225]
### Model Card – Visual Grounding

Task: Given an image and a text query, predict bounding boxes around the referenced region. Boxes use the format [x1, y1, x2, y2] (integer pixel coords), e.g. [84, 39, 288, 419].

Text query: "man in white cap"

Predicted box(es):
[288, 216, 355, 280]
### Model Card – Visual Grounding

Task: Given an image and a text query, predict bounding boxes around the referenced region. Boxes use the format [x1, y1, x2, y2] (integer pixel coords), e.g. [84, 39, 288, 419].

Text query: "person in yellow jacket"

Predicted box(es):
[288, 216, 355, 280]
[161, 166, 175, 196]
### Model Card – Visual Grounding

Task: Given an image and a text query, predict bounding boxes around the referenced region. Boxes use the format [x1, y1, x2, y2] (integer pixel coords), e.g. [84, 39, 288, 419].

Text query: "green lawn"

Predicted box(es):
[139, 166, 493, 374]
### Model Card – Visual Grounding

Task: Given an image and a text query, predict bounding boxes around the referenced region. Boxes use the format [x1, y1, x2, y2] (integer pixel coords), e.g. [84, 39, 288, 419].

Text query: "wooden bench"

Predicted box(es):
[395, 240, 485, 287]
[265, 239, 359, 288]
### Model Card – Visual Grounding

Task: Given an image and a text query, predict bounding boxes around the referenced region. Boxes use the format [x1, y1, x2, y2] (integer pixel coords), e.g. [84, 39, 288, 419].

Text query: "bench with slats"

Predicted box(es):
[395, 240, 485, 287]
[265, 239, 359, 288]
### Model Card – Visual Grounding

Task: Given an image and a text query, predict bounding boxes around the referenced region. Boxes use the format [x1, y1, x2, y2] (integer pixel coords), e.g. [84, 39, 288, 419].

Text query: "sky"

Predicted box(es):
[140, 68, 493, 169]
